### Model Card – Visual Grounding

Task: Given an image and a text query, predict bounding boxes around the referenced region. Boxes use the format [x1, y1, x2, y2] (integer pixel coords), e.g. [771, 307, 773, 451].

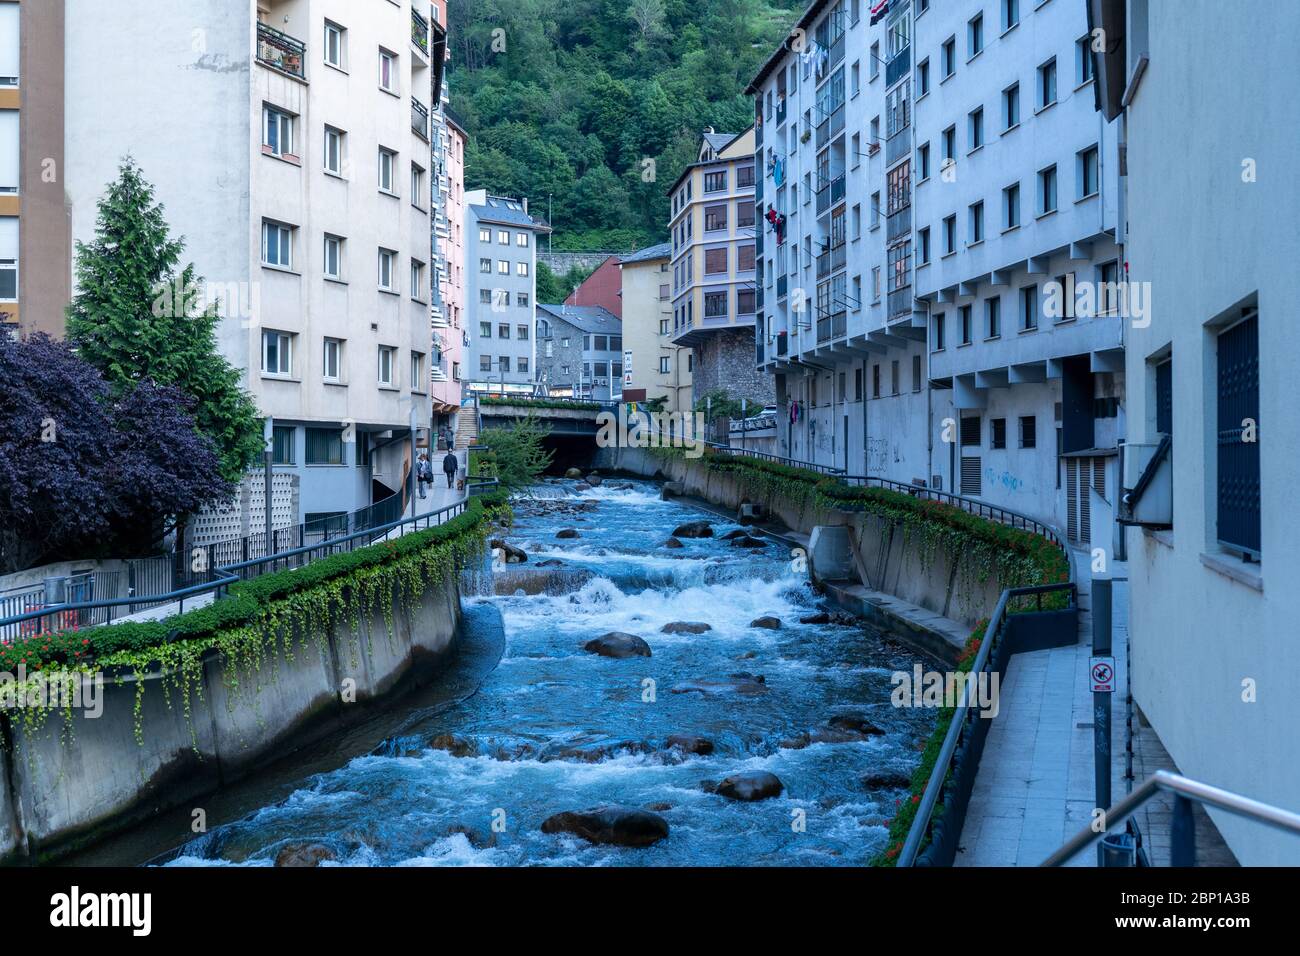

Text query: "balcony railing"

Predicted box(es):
[257, 22, 306, 79]
[816, 174, 846, 216]
[887, 205, 911, 242]
[886, 45, 911, 87]
[815, 103, 845, 150]
[816, 240, 846, 278]
[888, 286, 914, 322]
[412, 97, 430, 140]
[776, 99, 787, 127]
[777, 275, 788, 299]
[412, 7, 431, 56]
[816, 309, 847, 344]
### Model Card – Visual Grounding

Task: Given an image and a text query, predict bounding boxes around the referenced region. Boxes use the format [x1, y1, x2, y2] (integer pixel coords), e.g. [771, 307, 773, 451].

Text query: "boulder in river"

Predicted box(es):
[826, 713, 886, 736]
[750, 616, 782, 630]
[540, 735, 650, 763]
[489, 539, 528, 564]
[715, 771, 784, 802]
[661, 621, 711, 635]
[583, 631, 652, 659]
[556, 528, 581, 539]
[429, 733, 477, 757]
[585, 474, 604, 487]
[664, 734, 715, 756]
[861, 771, 913, 791]
[731, 535, 768, 549]
[799, 612, 832, 624]
[536, 558, 565, 567]
[540, 806, 669, 847]
[444, 824, 497, 849]
[275, 843, 336, 867]
[564, 467, 583, 479]
[663, 537, 685, 549]
[671, 520, 714, 539]
[671, 674, 768, 696]
[720, 528, 751, 540]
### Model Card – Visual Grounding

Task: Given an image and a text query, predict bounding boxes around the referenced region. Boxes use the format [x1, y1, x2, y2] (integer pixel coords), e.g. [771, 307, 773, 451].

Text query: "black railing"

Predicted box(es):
[412, 7, 431, 56]
[704, 442, 846, 476]
[256, 22, 305, 79]
[412, 97, 430, 140]
[816, 308, 846, 343]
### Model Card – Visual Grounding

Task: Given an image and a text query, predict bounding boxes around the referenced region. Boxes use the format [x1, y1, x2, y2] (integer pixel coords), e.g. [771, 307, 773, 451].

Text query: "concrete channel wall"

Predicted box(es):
[599, 446, 1008, 632]
[0, 568, 462, 864]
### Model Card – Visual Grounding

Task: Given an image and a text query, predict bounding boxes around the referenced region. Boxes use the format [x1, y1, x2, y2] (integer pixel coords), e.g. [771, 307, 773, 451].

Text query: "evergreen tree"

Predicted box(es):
[66, 158, 263, 483]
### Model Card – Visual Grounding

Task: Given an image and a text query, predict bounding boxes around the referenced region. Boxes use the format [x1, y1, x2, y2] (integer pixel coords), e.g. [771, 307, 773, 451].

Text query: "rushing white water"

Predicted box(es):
[164, 478, 936, 866]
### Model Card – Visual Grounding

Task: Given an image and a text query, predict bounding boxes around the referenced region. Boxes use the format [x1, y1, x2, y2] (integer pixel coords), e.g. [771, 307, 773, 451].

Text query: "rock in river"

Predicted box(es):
[715, 771, 784, 802]
[556, 528, 581, 539]
[671, 520, 714, 539]
[541, 806, 669, 847]
[661, 621, 711, 634]
[861, 771, 913, 791]
[731, 535, 767, 549]
[583, 631, 652, 659]
[750, 616, 782, 630]
[663, 537, 685, 549]
[585, 474, 604, 487]
[564, 467, 583, 479]
[489, 539, 528, 563]
[827, 713, 886, 736]
[429, 733, 477, 757]
[720, 528, 751, 540]
[275, 843, 336, 867]
[671, 673, 768, 696]
[664, 734, 715, 756]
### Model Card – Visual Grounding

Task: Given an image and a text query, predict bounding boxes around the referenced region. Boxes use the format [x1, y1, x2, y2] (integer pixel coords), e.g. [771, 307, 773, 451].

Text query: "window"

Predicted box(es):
[968, 107, 983, 151]
[324, 21, 346, 69]
[497, 230, 509, 245]
[985, 296, 1001, 338]
[1098, 261, 1120, 315]
[942, 125, 956, 161]
[518, 357, 529, 374]
[1004, 182, 1020, 229]
[704, 291, 728, 317]
[377, 345, 396, 386]
[263, 106, 294, 158]
[1053, 273, 1077, 320]
[1039, 164, 1058, 214]
[378, 248, 396, 291]
[479, 258, 491, 273]
[324, 234, 343, 279]
[517, 324, 530, 340]
[262, 330, 293, 376]
[378, 147, 396, 193]
[324, 126, 344, 175]
[738, 289, 756, 314]
[1078, 146, 1099, 198]
[306, 428, 344, 466]
[991, 418, 1007, 449]
[1038, 58, 1057, 108]
[705, 248, 728, 274]
[516, 232, 530, 247]
[1019, 415, 1037, 449]
[943, 215, 957, 254]
[872, 266, 881, 300]
[262, 221, 293, 268]
[479, 321, 491, 337]
[516, 261, 529, 277]
[410, 352, 425, 391]
[969, 200, 984, 244]
[517, 292, 530, 308]
[704, 170, 727, 192]
[1021, 284, 1038, 330]
[961, 415, 981, 447]
[919, 226, 931, 264]
[851, 61, 860, 96]
[870, 41, 880, 79]
[498, 323, 510, 339]
[479, 355, 491, 372]
[872, 364, 881, 399]
[737, 201, 755, 228]
[871, 191, 881, 227]
[739, 245, 756, 271]
[659, 356, 671, 374]
[942, 37, 956, 77]
[479, 227, 491, 243]
[478, 290, 492, 305]
[912, 354, 923, 392]
[497, 260, 509, 275]
[1155, 358, 1173, 436]
[917, 59, 930, 96]
[1003, 83, 1020, 129]
[272, 425, 296, 465]
[378, 48, 397, 93]
[918, 143, 931, 179]
[932, 312, 945, 350]
[1003, 0, 1019, 31]
[1078, 35, 1095, 84]
[960, 305, 972, 345]
[323, 337, 342, 382]
[410, 259, 425, 301]
[891, 359, 901, 395]
[705, 204, 728, 231]
[411, 164, 425, 206]
[968, 13, 983, 58]
[737, 165, 755, 188]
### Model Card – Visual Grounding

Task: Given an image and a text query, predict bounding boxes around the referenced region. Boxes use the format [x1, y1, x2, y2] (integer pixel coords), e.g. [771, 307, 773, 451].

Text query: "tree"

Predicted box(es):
[0, 334, 230, 572]
[66, 158, 263, 483]
[480, 418, 554, 490]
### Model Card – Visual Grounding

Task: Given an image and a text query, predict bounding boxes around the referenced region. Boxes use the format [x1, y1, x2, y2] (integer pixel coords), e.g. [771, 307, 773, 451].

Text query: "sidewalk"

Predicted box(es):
[955, 560, 1236, 867]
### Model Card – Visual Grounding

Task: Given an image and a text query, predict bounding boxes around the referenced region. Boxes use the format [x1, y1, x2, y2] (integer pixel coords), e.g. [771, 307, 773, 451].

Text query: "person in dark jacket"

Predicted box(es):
[442, 450, 459, 488]
[416, 452, 433, 498]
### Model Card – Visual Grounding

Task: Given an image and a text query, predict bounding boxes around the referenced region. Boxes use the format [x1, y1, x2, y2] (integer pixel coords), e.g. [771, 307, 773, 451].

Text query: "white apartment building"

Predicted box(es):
[463, 191, 549, 397]
[1095, 0, 1300, 865]
[753, 0, 1124, 554]
[62, 0, 440, 532]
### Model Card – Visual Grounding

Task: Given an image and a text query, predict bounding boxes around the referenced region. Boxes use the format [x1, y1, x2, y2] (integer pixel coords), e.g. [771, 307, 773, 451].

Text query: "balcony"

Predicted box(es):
[816, 174, 845, 215]
[776, 98, 787, 127]
[815, 103, 844, 149]
[257, 22, 305, 79]
[412, 97, 430, 140]
[412, 7, 431, 57]
[816, 241, 846, 278]
[887, 205, 911, 243]
[817, 309, 847, 344]
[776, 330, 788, 356]
[888, 286, 914, 322]
[777, 275, 788, 300]
[885, 45, 911, 88]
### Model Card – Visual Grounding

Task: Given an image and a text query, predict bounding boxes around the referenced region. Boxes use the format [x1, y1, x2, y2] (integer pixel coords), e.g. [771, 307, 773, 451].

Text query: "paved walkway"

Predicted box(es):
[956, 561, 1236, 867]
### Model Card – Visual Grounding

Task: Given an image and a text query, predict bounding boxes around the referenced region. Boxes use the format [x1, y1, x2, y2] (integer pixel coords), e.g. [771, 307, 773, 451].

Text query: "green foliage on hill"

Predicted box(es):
[448, 0, 803, 251]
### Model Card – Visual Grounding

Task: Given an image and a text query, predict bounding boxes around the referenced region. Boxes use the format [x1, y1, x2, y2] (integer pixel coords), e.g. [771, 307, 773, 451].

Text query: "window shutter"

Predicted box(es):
[960, 456, 982, 496]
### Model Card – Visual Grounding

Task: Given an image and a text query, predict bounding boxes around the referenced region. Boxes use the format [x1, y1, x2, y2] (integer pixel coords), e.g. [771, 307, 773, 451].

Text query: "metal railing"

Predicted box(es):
[841, 474, 1067, 552]
[411, 7, 430, 56]
[1042, 770, 1300, 867]
[412, 97, 430, 140]
[256, 22, 305, 79]
[705, 442, 846, 477]
[0, 497, 479, 642]
[898, 581, 1078, 866]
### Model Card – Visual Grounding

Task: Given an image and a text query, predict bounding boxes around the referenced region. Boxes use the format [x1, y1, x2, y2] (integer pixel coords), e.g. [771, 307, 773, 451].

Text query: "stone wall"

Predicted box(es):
[691, 328, 775, 407]
[0, 566, 464, 863]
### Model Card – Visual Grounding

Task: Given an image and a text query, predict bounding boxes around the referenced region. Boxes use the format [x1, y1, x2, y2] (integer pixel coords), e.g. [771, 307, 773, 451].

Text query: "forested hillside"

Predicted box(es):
[447, 0, 803, 251]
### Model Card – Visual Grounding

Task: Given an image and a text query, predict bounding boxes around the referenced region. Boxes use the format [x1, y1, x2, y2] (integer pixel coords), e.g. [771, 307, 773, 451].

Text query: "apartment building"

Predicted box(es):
[619, 242, 693, 413]
[535, 303, 623, 403]
[463, 190, 549, 397]
[0, 0, 68, 339]
[565, 254, 623, 317]
[668, 127, 772, 410]
[1094, 0, 1300, 865]
[428, 7, 465, 437]
[752, 0, 1124, 552]
[57, 0, 441, 531]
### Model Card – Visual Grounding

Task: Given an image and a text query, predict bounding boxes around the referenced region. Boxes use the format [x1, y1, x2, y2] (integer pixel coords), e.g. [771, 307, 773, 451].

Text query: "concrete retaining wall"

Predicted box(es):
[600, 446, 1007, 629]
[0, 568, 462, 863]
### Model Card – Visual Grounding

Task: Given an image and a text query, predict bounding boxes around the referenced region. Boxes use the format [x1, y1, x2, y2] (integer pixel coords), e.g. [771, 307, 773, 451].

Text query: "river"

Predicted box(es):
[155, 478, 936, 866]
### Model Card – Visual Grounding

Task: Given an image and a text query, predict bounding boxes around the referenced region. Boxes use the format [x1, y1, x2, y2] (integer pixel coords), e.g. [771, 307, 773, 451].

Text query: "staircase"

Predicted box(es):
[454, 402, 479, 450]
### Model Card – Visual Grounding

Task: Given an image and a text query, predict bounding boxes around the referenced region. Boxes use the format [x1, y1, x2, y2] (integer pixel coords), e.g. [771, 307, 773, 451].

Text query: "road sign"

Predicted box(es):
[1090, 656, 1116, 693]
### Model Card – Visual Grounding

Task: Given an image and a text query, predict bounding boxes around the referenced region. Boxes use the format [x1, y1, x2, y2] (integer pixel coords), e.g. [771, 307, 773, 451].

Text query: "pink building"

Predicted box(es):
[428, 6, 464, 438]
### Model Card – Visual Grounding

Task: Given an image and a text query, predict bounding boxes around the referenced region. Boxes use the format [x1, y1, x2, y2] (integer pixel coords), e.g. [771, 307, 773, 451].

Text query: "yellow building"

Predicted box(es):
[619, 242, 690, 413]
[666, 126, 771, 407]
[1, 0, 68, 338]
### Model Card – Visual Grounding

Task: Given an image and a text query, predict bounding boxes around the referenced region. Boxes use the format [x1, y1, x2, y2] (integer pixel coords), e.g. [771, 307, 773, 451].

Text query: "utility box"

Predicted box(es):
[808, 526, 854, 583]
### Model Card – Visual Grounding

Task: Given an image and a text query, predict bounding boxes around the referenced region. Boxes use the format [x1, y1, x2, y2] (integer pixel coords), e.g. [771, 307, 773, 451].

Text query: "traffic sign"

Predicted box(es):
[1090, 656, 1115, 693]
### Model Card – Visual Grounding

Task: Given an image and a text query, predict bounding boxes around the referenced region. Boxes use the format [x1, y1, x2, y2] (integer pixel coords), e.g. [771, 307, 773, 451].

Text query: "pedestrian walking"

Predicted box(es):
[416, 452, 433, 499]
[442, 450, 459, 489]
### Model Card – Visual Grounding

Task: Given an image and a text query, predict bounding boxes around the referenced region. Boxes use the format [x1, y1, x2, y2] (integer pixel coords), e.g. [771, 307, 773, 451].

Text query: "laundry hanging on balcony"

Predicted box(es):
[870, 1, 890, 26]
[800, 40, 827, 79]
[765, 205, 787, 244]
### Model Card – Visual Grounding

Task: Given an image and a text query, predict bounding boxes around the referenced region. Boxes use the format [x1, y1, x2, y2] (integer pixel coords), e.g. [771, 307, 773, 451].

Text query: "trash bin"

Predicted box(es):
[1099, 830, 1139, 867]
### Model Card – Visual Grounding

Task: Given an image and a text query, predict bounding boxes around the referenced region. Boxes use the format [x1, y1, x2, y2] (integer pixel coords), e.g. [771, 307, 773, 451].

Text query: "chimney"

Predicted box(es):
[523, 197, 529, 214]
[704, 126, 714, 135]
